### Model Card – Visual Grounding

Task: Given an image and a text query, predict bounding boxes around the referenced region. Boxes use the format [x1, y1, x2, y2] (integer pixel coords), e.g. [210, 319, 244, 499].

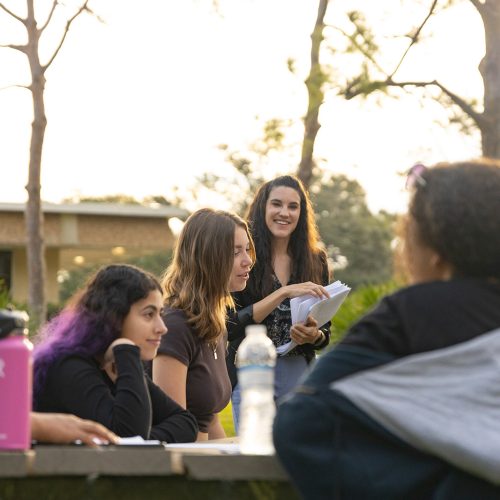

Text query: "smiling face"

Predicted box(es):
[265, 186, 301, 242]
[228, 226, 253, 292]
[120, 289, 167, 361]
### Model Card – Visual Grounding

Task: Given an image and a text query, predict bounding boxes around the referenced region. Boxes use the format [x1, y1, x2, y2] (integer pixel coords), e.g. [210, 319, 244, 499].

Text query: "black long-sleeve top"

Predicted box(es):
[35, 344, 198, 443]
[226, 260, 331, 388]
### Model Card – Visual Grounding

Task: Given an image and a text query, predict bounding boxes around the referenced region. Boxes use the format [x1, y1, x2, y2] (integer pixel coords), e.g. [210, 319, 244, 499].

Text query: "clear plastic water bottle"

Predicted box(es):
[236, 324, 277, 455]
[0, 309, 32, 450]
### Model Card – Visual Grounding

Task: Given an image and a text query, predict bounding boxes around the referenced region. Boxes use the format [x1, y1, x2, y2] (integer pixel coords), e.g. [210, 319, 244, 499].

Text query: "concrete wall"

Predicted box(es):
[1, 211, 175, 304]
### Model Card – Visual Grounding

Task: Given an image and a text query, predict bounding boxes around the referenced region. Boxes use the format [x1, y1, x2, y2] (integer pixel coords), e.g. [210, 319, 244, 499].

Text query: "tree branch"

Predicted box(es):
[468, 0, 484, 13]
[432, 79, 485, 128]
[346, 76, 485, 128]
[43, 0, 90, 71]
[38, 0, 59, 34]
[0, 2, 26, 24]
[0, 83, 30, 92]
[328, 24, 386, 74]
[389, 0, 439, 79]
[0, 43, 28, 54]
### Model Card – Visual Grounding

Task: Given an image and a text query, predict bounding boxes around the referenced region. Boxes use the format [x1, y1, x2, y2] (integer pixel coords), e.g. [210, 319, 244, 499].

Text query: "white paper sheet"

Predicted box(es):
[165, 442, 240, 454]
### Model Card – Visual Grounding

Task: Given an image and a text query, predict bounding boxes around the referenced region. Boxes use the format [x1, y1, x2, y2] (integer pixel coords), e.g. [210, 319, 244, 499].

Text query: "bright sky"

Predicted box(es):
[0, 0, 484, 214]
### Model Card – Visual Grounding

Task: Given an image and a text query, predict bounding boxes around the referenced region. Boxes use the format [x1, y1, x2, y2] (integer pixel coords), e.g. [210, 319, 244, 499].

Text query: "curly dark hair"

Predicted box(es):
[246, 175, 327, 298]
[409, 158, 500, 279]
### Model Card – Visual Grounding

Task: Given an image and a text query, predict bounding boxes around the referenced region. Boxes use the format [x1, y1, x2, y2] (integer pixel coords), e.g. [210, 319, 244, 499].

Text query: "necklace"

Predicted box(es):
[209, 342, 218, 359]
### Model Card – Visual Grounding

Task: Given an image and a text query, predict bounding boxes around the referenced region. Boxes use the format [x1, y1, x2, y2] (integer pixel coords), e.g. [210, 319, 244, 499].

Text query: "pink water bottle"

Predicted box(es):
[0, 309, 32, 450]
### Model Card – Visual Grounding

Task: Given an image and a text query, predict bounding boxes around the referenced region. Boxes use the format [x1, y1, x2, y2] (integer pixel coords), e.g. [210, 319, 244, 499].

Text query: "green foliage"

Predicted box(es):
[58, 263, 101, 305]
[330, 280, 400, 344]
[0, 279, 10, 308]
[47, 302, 63, 321]
[312, 174, 396, 289]
[61, 195, 177, 208]
[62, 194, 141, 204]
[127, 251, 173, 279]
[58, 251, 172, 306]
[142, 195, 173, 206]
[219, 402, 235, 437]
[346, 10, 379, 55]
[0, 296, 41, 337]
[0, 280, 29, 330]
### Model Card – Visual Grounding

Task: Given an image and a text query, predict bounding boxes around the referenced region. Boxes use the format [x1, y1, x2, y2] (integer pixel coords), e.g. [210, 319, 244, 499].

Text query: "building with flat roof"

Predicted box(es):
[0, 202, 188, 304]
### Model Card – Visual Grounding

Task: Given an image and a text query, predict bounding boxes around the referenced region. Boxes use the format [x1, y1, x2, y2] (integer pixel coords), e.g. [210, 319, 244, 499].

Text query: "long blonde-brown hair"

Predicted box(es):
[162, 208, 255, 342]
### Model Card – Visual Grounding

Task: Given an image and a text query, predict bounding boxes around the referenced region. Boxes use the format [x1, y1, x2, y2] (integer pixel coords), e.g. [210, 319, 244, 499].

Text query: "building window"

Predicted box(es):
[0, 250, 12, 291]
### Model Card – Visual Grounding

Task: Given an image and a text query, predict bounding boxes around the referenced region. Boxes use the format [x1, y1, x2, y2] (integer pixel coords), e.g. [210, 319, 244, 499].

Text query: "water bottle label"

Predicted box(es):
[238, 365, 274, 389]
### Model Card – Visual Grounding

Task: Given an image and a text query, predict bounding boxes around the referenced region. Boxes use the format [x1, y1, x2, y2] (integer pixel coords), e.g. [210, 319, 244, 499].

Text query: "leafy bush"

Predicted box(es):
[329, 281, 401, 344]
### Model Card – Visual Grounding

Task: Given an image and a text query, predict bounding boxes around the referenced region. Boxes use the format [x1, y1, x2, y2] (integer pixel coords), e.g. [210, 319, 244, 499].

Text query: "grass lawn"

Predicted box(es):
[219, 401, 236, 437]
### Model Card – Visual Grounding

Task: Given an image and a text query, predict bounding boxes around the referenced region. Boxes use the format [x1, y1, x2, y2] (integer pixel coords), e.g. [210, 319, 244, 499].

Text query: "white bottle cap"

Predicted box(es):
[245, 324, 267, 336]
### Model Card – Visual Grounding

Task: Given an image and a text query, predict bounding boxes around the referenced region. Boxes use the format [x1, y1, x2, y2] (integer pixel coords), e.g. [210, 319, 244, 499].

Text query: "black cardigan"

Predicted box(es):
[226, 260, 331, 389]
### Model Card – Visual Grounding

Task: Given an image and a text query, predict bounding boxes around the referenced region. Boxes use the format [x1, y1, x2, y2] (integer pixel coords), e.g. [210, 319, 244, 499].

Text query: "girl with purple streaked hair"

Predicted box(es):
[33, 263, 198, 443]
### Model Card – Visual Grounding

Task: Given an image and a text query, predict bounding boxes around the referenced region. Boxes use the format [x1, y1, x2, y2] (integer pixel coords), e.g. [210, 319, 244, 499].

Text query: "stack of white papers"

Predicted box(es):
[276, 280, 350, 356]
[117, 436, 163, 446]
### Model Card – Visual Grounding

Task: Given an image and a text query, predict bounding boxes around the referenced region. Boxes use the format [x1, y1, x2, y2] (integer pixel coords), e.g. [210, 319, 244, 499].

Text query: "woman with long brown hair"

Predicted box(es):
[153, 208, 254, 440]
[227, 175, 331, 431]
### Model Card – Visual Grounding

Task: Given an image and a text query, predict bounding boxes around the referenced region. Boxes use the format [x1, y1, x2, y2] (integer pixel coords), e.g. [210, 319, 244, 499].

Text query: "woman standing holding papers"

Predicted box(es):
[227, 175, 331, 429]
[153, 209, 254, 441]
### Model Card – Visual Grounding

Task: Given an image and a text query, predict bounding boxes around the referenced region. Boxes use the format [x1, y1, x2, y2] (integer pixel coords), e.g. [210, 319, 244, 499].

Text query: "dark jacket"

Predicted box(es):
[273, 344, 500, 500]
[226, 266, 331, 389]
[273, 280, 500, 500]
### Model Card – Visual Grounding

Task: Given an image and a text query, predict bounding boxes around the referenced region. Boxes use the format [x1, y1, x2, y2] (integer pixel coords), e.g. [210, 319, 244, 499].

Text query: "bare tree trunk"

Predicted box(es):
[476, 0, 500, 159]
[0, 0, 91, 330]
[25, 2, 47, 328]
[297, 0, 329, 190]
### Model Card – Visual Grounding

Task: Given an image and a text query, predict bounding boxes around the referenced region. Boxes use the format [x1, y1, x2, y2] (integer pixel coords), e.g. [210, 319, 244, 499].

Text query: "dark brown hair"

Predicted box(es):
[408, 158, 500, 279]
[246, 175, 327, 298]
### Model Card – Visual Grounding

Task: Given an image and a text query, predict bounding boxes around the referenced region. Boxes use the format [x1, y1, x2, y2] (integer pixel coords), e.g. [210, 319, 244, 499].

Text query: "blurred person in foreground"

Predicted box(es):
[273, 159, 500, 499]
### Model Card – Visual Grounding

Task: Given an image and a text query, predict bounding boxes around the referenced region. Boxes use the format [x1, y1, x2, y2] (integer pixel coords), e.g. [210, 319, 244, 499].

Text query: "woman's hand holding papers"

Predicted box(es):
[290, 315, 322, 346]
[253, 282, 329, 324]
[282, 282, 330, 301]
